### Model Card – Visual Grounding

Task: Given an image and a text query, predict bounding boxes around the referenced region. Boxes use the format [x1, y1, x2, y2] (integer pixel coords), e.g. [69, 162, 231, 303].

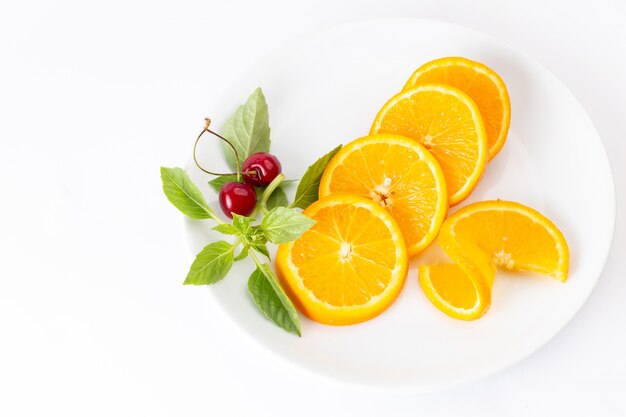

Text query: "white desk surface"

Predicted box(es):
[1, 1, 624, 415]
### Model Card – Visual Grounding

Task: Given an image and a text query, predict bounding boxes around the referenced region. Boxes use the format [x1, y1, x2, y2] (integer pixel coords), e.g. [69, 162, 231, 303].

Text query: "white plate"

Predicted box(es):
[185, 18, 615, 389]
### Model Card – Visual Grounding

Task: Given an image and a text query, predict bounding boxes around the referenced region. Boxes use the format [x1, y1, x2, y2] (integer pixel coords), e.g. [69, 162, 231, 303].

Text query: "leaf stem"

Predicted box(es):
[210, 211, 224, 224]
[249, 249, 263, 269]
[259, 173, 286, 213]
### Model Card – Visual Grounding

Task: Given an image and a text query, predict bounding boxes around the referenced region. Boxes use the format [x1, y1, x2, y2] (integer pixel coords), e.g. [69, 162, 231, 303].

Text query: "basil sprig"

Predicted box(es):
[160, 88, 340, 336]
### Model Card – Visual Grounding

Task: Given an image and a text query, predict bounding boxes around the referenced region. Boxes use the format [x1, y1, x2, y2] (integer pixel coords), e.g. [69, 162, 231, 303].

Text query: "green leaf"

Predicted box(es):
[184, 241, 235, 285]
[208, 174, 240, 192]
[261, 207, 315, 244]
[221, 88, 271, 169]
[292, 145, 342, 209]
[160, 167, 216, 219]
[265, 187, 289, 210]
[234, 245, 249, 261]
[254, 186, 264, 200]
[231, 213, 252, 235]
[251, 242, 270, 259]
[248, 264, 301, 336]
[213, 224, 238, 235]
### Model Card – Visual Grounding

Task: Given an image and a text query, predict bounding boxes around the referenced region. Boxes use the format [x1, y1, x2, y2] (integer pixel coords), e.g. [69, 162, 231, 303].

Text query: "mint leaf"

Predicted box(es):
[161, 167, 216, 220]
[213, 224, 237, 235]
[231, 213, 252, 235]
[248, 264, 301, 336]
[261, 207, 315, 244]
[208, 174, 240, 192]
[292, 145, 342, 209]
[184, 241, 235, 285]
[265, 187, 288, 210]
[251, 242, 270, 259]
[234, 245, 249, 261]
[254, 186, 264, 200]
[221, 88, 271, 169]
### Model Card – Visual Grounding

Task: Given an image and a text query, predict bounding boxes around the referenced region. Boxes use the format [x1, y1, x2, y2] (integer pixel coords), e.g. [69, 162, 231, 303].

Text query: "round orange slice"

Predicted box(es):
[403, 57, 511, 160]
[275, 194, 408, 325]
[419, 200, 570, 320]
[319, 134, 447, 257]
[370, 84, 488, 205]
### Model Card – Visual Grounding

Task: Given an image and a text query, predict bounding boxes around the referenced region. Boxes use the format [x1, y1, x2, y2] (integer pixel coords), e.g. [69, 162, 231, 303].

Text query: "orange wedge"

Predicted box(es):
[275, 194, 408, 325]
[370, 84, 488, 205]
[419, 200, 570, 320]
[319, 134, 448, 256]
[403, 57, 511, 160]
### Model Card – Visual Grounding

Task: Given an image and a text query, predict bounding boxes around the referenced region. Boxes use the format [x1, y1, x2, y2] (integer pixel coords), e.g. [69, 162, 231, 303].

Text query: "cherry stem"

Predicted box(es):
[193, 118, 250, 182]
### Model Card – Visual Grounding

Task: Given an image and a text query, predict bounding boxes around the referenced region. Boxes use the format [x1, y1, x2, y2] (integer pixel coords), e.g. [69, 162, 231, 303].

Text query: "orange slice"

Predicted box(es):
[419, 200, 570, 320]
[275, 194, 408, 325]
[319, 134, 447, 257]
[370, 84, 488, 205]
[403, 57, 511, 160]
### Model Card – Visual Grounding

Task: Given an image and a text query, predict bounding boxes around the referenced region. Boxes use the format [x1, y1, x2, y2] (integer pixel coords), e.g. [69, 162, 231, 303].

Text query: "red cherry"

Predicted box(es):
[219, 182, 257, 218]
[242, 152, 282, 186]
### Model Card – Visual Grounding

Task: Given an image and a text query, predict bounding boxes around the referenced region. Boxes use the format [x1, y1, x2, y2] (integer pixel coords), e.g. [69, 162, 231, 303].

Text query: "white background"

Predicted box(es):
[1, 0, 624, 416]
